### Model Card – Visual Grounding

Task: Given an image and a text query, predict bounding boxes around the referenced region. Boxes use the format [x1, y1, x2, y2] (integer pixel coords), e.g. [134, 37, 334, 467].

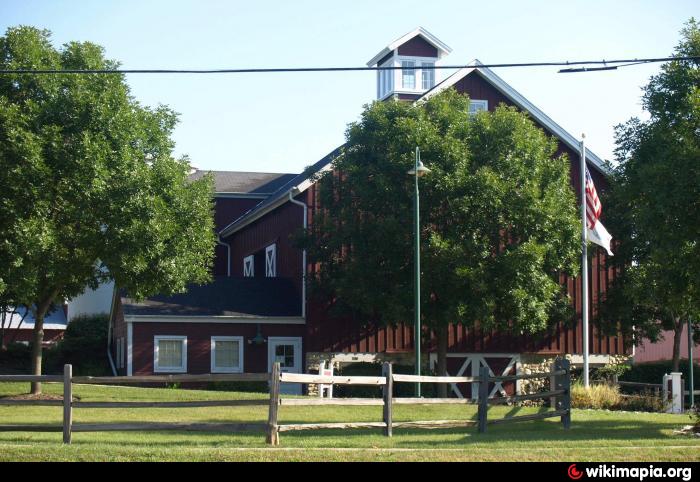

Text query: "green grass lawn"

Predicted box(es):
[0, 382, 698, 461]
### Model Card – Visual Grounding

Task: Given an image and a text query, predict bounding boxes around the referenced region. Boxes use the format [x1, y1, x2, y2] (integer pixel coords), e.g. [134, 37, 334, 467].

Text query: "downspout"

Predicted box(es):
[217, 236, 232, 277]
[288, 190, 307, 319]
[106, 286, 118, 376]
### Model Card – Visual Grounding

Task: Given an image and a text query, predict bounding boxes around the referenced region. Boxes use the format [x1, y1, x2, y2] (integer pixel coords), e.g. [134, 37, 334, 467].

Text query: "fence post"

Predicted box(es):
[382, 362, 393, 437]
[549, 361, 557, 409]
[477, 365, 489, 433]
[266, 362, 281, 446]
[557, 358, 571, 429]
[63, 364, 73, 444]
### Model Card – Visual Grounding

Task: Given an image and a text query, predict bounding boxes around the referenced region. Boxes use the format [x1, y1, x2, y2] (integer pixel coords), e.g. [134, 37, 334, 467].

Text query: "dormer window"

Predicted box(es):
[367, 27, 452, 101]
[422, 62, 435, 90]
[401, 60, 416, 89]
[377, 60, 394, 99]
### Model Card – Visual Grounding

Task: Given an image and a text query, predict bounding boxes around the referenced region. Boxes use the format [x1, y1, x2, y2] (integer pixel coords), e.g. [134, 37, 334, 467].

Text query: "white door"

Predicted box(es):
[268, 337, 302, 395]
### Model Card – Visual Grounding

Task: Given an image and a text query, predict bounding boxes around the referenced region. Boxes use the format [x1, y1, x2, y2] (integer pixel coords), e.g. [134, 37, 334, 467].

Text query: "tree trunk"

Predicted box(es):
[436, 324, 448, 398]
[30, 312, 45, 395]
[671, 317, 684, 374]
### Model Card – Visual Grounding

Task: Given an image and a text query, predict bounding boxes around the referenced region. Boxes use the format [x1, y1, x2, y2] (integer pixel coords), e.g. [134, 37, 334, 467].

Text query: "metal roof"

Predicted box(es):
[121, 277, 302, 318]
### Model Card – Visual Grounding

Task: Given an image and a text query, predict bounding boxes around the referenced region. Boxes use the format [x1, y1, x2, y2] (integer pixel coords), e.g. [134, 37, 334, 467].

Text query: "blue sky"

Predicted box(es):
[0, 1, 696, 174]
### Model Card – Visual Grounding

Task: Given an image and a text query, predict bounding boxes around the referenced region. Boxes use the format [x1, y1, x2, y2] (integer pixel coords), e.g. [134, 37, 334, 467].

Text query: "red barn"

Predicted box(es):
[109, 27, 627, 397]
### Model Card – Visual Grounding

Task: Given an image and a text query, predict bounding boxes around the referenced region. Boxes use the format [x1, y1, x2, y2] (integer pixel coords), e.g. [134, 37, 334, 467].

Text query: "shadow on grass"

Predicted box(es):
[0, 415, 690, 450]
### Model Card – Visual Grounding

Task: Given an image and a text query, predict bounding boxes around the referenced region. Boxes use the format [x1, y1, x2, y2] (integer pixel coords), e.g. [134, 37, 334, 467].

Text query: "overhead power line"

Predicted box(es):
[0, 56, 697, 75]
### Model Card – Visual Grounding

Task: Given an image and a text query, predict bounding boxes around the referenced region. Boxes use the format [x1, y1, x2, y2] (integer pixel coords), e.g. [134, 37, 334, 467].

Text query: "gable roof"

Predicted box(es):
[367, 27, 452, 67]
[218, 147, 342, 238]
[218, 59, 610, 237]
[189, 170, 296, 195]
[121, 277, 302, 319]
[421, 60, 609, 174]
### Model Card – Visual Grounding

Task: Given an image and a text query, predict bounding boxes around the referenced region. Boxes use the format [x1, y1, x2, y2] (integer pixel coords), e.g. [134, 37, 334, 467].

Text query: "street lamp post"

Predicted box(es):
[408, 146, 430, 398]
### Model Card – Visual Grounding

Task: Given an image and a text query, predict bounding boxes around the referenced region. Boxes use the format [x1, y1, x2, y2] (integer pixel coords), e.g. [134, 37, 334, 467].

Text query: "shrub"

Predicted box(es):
[0, 342, 32, 372]
[619, 390, 666, 412]
[53, 313, 111, 376]
[571, 382, 622, 409]
[622, 360, 700, 389]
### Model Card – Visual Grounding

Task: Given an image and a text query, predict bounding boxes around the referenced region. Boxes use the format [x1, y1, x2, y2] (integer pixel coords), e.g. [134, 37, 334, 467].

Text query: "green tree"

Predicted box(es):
[0, 26, 216, 393]
[600, 19, 700, 372]
[301, 90, 580, 395]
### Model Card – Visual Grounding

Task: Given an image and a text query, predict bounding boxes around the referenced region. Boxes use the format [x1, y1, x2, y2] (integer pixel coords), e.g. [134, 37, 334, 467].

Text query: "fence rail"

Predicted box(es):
[0, 359, 571, 445]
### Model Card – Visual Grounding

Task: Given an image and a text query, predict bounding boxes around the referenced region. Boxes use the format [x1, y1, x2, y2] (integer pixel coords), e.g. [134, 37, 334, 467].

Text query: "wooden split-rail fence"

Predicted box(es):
[0, 359, 571, 445]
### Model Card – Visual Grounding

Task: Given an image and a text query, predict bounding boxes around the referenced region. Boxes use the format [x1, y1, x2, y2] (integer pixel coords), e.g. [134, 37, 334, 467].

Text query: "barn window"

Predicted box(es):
[469, 99, 488, 114]
[243, 254, 254, 277]
[154, 336, 187, 373]
[211, 336, 244, 373]
[265, 244, 276, 277]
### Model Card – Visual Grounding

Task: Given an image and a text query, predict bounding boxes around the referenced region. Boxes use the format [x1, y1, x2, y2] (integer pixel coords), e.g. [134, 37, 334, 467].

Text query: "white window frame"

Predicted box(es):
[210, 336, 244, 373]
[377, 58, 394, 99]
[153, 335, 187, 373]
[469, 99, 489, 114]
[243, 254, 254, 277]
[421, 61, 435, 90]
[401, 60, 416, 90]
[265, 244, 276, 277]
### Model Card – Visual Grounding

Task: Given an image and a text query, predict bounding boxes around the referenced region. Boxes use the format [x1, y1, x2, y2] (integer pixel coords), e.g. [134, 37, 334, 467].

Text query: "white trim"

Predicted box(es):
[367, 26, 452, 66]
[125, 315, 305, 324]
[265, 244, 276, 277]
[154, 335, 188, 373]
[288, 192, 307, 319]
[210, 336, 244, 373]
[421, 60, 610, 175]
[243, 254, 254, 277]
[217, 236, 231, 277]
[126, 322, 133, 376]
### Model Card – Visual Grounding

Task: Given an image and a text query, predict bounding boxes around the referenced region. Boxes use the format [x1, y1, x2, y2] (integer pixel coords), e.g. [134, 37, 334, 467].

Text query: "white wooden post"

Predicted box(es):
[318, 361, 325, 398]
[671, 372, 683, 413]
[664, 372, 684, 413]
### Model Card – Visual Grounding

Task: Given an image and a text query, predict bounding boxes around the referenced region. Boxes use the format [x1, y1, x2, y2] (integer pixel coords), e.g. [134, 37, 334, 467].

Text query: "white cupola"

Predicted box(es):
[367, 27, 452, 101]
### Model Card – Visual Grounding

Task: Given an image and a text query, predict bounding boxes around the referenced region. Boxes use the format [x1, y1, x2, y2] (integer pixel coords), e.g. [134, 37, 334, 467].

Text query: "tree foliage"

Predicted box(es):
[600, 19, 700, 371]
[0, 26, 216, 389]
[301, 90, 580, 369]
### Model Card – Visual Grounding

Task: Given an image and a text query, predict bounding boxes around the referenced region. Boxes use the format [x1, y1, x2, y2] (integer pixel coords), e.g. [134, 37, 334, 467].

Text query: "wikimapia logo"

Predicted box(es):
[567, 464, 692, 481]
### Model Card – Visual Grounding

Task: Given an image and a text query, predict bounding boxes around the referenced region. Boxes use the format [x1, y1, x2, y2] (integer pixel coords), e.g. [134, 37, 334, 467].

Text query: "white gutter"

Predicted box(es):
[216, 236, 231, 277]
[288, 190, 307, 319]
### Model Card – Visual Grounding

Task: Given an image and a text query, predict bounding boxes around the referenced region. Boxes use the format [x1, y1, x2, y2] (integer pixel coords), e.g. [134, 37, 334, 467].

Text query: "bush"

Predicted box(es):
[571, 382, 622, 410]
[622, 360, 700, 390]
[52, 313, 111, 376]
[0, 342, 32, 372]
[619, 391, 666, 412]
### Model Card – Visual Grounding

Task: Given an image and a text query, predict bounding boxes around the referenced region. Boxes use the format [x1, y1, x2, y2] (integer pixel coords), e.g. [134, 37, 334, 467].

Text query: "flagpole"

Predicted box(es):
[580, 134, 590, 389]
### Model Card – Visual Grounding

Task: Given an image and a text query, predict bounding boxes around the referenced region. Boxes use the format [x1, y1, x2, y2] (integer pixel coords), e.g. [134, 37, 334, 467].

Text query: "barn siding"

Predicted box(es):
[304, 70, 625, 357]
[131, 322, 305, 375]
[397, 36, 438, 57]
[223, 198, 304, 291]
